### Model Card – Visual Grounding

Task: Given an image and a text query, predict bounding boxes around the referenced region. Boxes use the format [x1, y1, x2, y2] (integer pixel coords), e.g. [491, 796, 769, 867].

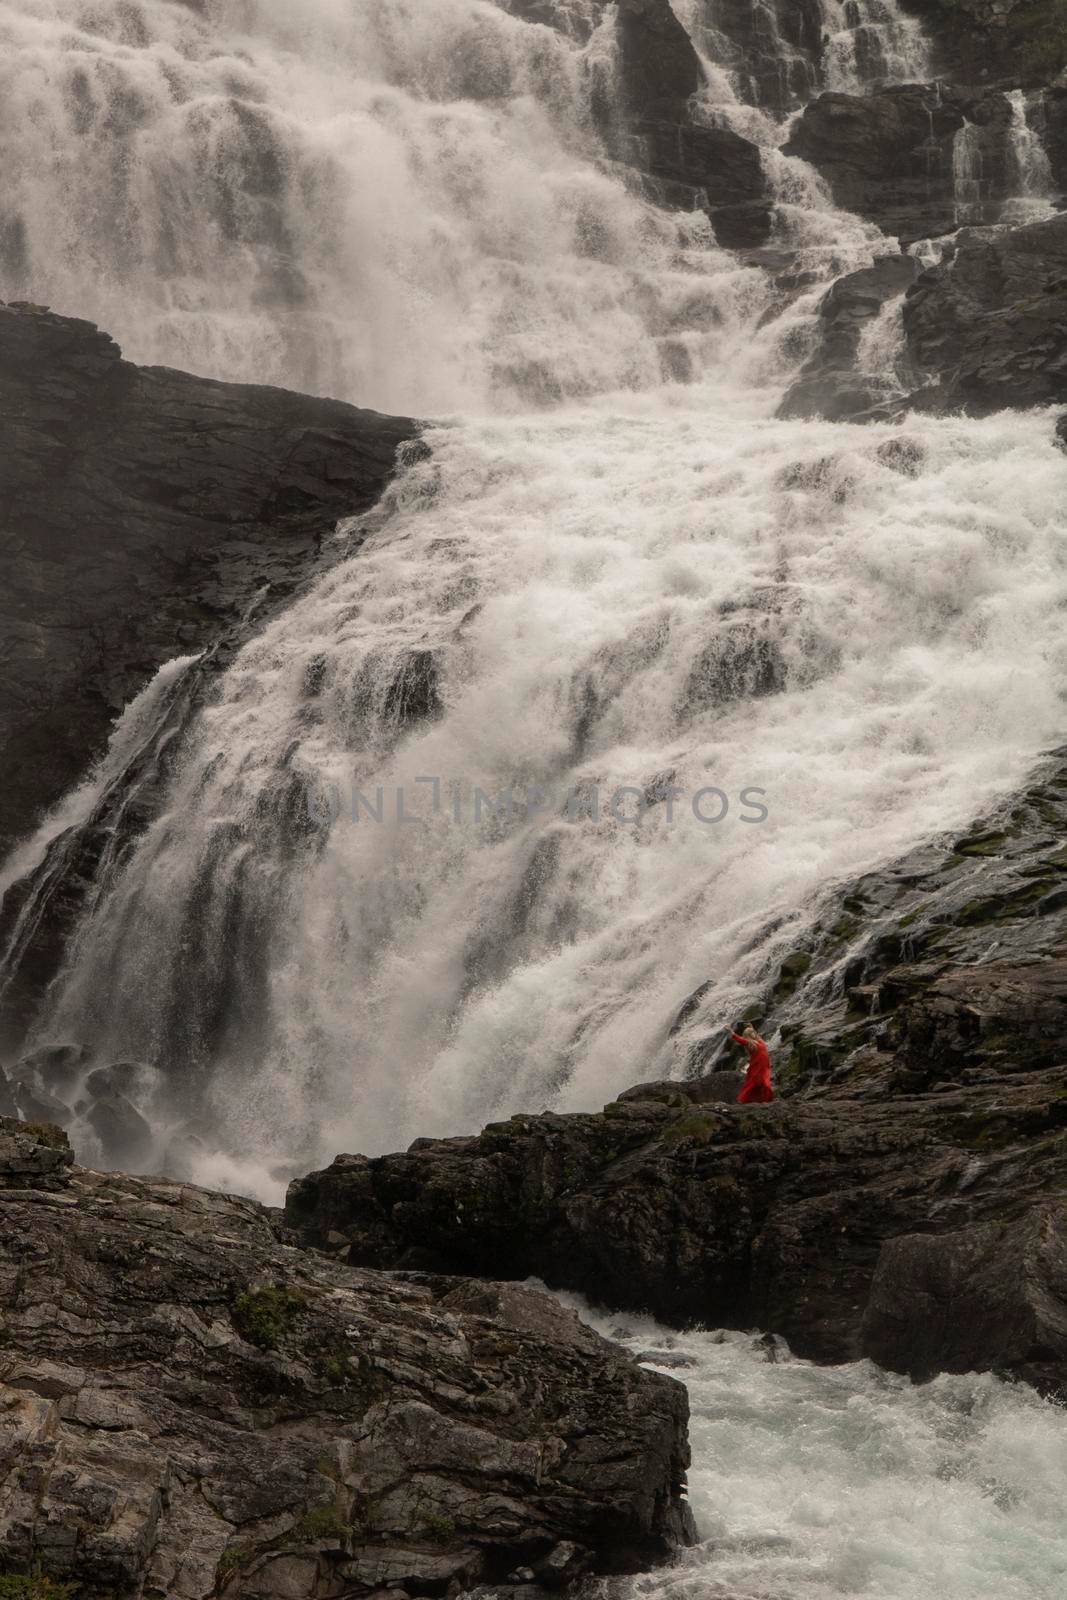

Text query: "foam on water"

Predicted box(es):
[33, 397, 1067, 1189]
[562, 1296, 1067, 1600]
[0, 0, 735, 411]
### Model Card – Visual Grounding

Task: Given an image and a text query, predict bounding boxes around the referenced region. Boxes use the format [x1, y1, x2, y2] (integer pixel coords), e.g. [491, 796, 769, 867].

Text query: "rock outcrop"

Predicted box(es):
[287, 748, 1067, 1398]
[903, 0, 1067, 85]
[0, 302, 415, 860]
[0, 1119, 693, 1599]
[778, 253, 921, 419]
[785, 84, 1016, 240]
[901, 210, 1067, 410]
[605, 0, 773, 248]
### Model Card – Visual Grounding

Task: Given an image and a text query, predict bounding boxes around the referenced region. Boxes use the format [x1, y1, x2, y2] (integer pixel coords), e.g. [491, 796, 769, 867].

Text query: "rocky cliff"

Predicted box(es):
[288, 747, 1067, 1399]
[0, 1120, 693, 1600]
[0, 303, 415, 860]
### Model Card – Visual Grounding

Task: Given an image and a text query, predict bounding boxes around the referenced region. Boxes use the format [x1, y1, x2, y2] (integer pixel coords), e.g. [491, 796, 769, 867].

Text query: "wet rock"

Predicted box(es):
[86, 1090, 155, 1169]
[864, 1202, 1067, 1395]
[0, 302, 415, 860]
[680, 622, 786, 715]
[905, 0, 1067, 86]
[778, 254, 921, 421]
[605, 0, 773, 248]
[288, 753, 1067, 1394]
[785, 84, 1015, 241]
[0, 1135, 694, 1596]
[0, 1115, 73, 1188]
[902, 211, 1067, 411]
[711, 0, 824, 114]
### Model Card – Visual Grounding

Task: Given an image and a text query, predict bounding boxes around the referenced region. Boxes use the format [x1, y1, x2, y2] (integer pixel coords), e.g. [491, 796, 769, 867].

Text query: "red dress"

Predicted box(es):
[731, 1032, 774, 1103]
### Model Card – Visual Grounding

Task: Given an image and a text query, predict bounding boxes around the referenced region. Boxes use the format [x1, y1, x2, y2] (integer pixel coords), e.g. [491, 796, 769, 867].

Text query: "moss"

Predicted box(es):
[897, 903, 927, 928]
[216, 1543, 252, 1579]
[0, 1578, 77, 1600]
[231, 1285, 306, 1351]
[956, 879, 1053, 927]
[952, 831, 1008, 858]
[293, 1505, 355, 1544]
[662, 1112, 720, 1146]
[422, 1513, 457, 1540]
[17, 1123, 67, 1150]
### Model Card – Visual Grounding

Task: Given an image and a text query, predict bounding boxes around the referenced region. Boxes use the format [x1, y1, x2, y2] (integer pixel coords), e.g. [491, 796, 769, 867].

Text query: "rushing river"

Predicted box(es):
[1, 1, 1066, 1197]
[567, 1297, 1067, 1600]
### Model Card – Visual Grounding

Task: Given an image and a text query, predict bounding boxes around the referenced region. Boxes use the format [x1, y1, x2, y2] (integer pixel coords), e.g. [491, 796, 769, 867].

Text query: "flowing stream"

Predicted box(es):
[4, 4, 1067, 1589]
[2, 0, 1067, 1195]
[567, 1296, 1067, 1600]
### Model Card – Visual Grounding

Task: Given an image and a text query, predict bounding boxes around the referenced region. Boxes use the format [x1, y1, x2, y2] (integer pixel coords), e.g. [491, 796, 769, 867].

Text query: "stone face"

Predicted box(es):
[287, 749, 1067, 1397]
[0, 1124, 694, 1598]
[785, 85, 1015, 241]
[778, 254, 921, 420]
[604, 0, 774, 247]
[902, 211, 1067, 410]
[902, 0, 1067, 85]
[863, 1203, 1067, 1392]
[0, 302, 415, 860]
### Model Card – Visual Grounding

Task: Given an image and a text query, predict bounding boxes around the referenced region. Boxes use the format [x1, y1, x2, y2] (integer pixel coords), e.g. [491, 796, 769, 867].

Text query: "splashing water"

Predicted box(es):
[564, 1297, 1067, 1600]
[820, 0, 930, 93]
[1001, 89, 1057, 226]
[30, 399, 1067, 1192]
[0, 0, 743, 411]
[5, 0, 1067, 1209]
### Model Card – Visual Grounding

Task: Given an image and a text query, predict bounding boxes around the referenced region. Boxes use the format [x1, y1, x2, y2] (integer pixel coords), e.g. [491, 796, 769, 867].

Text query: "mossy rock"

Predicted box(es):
[0, 1578, 77, 1600]
[662, 1112, 722, 1146]
[952, 831, 1009, 858]
[231, 1284, 307, 1351]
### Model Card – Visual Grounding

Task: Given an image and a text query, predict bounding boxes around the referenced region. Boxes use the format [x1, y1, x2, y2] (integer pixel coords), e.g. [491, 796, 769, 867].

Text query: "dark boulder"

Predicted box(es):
[286, 751, 1067, 1396]
[902, 210, 1067, 410]
[0, 1122, 695, 1597]
[605, 0, 774, 247]
[785, 84, 1016, 241]
[864, 1203, 1067, 1395]
[778, 253, 921, 420]
[0, 302, 415, 861]
[902, 0, 1067, 86]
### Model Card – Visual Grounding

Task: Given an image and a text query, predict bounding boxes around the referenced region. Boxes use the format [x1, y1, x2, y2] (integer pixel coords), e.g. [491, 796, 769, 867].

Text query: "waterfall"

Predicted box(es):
[4, 0, 1067, 1203]
[855, 290, 906, 397]
[1001, 88, 1057, 226]
[24, 402, 1067, 1195]
[0, 0, 723, 412]
[952, 119, 985, 226]
[820, 0, 930, 93]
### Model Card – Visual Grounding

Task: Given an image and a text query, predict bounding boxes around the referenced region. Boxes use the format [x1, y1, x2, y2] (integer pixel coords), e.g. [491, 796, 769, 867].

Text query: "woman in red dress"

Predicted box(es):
[729, 1024, 774, 1103]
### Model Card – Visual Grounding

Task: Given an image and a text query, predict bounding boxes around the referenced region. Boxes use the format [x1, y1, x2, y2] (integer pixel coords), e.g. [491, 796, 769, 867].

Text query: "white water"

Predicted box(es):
[0, 0, 725, 411]
[952, 120, 985, 227]
[567, 1297, 1067, 1600]
[0, 653, 200, 908]
[4, 1, 1067, 1212]
[1001, 89, 1057, 226]
[34, 399, 1067, 1192]
[855, 289, 906, 395]
[820, 0, 930, 93]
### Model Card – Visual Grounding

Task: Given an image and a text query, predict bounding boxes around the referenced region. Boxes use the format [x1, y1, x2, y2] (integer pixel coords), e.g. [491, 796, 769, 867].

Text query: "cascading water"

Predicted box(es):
[5, 3, 1067, 1579]
[27, 397, 1067, 1193]
[5, 0, 1067, 1197]
[819, 0, 930, 93]
[0, 0, 719, 411]
[1001, 88, 1057, 226]
[566, 1295, 1067, 1600]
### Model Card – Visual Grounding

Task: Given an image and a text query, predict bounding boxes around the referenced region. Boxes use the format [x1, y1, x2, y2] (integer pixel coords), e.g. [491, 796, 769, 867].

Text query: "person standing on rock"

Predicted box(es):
[729, 1023, 774, 1104]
